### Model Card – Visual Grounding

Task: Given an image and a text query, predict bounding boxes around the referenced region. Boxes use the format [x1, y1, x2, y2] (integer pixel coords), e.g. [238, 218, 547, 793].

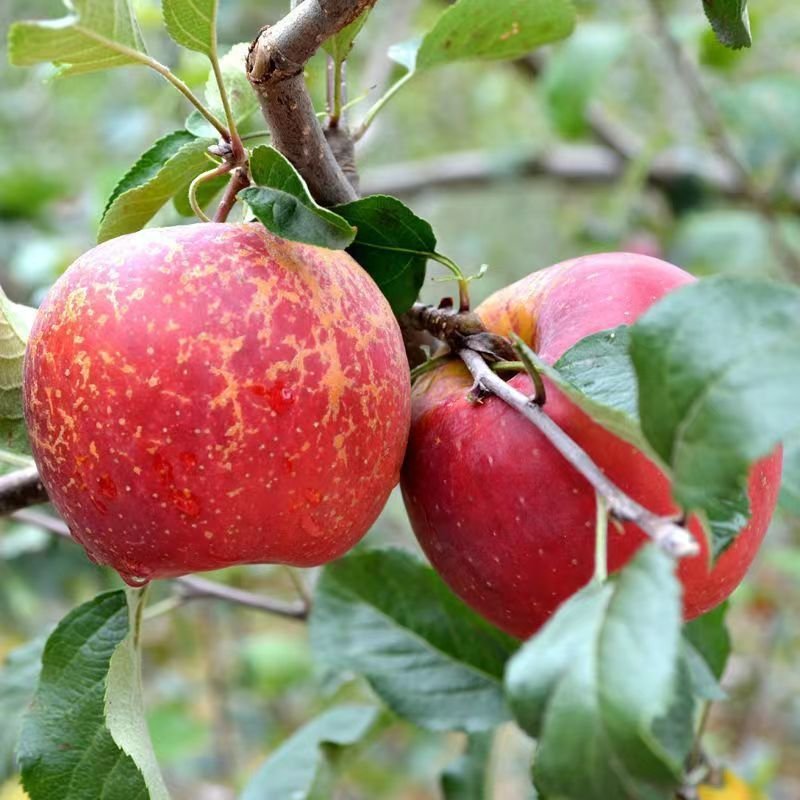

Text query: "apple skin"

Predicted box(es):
[24, 223, 411, 584]
[402, 253, 782, 639]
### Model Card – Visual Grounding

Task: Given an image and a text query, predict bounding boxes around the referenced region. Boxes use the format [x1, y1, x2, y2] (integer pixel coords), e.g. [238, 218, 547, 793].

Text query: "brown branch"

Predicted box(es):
[361, 145, 800, 213]
[246, 0, 378, 205]
[213, 166, 250, 223]
[0, 467, 48, 515]
[405, 304, 698, 559]
[646, 0, 800, 277]
[9, 508, 309, 620]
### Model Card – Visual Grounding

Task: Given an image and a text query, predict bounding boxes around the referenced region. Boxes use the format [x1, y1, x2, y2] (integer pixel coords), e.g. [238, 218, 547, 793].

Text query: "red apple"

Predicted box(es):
[24, 223, 411, 584]
[402, 253, 781, 639]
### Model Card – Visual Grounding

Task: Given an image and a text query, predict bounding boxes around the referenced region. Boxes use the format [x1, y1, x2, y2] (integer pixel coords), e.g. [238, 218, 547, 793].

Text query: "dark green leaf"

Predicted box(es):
[334, 195, 436, 314]
[17, 591, 168, 800]
[543, 23, 627, 139]
[163, 0, 216, 57]
[441, 733, 493, 800]
[98, 130, 215, 242]
[651, 657, 695, 767]
[8, 0, 148, 77]
[0, 639, 45, 783]
[242, 146, 355, 249]
[702, 0, 752, 49]
[310, 549, 518, 732]
[630, 277, 800, 554]
[239, 705, 379, 800]
[683, 603, 731, 682]
[506, 546, 683, 800]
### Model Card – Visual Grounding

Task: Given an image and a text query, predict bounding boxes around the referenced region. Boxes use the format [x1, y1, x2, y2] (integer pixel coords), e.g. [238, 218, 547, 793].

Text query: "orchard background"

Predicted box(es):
[1, 0, 800, 799]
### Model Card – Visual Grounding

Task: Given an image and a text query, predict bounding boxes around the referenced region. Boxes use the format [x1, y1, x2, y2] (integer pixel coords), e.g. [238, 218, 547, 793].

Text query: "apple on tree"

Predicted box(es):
[402, 253, 782, 639]
[23, 222, 411, 585]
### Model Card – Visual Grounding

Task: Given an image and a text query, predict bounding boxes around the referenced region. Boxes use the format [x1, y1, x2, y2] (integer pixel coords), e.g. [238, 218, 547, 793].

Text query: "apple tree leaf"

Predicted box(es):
[334, 195, 436, 314]
[16, 591, 168, 800]
[506, 546, 683, 800]
[239, 705, 379, 800]
[98, 130, 215, 242]
[241, 146, 356, 249]
[162, 0, 216, 57]
[702, 0, 752, 49]
[310, 549, 518, 732]
[630, 277, 800, 554]
[8, 0, 148, 77]
[0, 638, 46, 784]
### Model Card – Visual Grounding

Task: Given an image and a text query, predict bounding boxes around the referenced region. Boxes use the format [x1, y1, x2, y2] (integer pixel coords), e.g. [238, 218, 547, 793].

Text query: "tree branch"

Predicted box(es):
[9, 508, 309, 620]
[646, 0, 800, 277]
[0, 467, 48, 515]
[360, 145, 800, 213]
[246, 0, 377, 205]
[405, 303, 699, 559]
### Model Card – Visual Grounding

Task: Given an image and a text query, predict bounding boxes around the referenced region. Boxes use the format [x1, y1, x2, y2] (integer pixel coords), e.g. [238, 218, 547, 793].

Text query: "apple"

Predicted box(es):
[401, 253, 781, 639]
[23, 223, 411, 585]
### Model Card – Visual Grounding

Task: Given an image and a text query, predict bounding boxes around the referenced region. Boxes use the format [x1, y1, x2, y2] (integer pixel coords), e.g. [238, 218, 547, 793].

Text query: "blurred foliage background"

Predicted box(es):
[1, 0, 800, 798]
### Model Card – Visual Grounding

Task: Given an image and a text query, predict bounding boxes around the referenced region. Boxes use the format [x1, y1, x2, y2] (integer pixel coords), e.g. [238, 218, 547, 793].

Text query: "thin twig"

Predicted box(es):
[646, 0, 800, 277]
[458, 349, 698, 558]
[213, 167, 251, 223]
[0, 467, 48, 515]
[9, 508, 309, 620]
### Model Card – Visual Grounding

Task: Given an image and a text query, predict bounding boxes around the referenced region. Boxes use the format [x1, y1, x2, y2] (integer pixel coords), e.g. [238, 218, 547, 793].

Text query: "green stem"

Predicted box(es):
[208, 16, 245, 162]
[74, 25, 229, 140]
[353, 70, 414, 141]
[428, 253, 472, 311]
[491, 360, 525, 374]
[410, 354, 454, 382]
[125, 584, 151, 649]
[329, 57, 345, 126]
[189, 162, 232, 222]
[594, 493, 609, 583]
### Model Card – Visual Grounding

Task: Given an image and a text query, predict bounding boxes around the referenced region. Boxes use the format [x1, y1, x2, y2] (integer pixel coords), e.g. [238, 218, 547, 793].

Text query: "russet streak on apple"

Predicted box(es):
[24, 223, 411, 584]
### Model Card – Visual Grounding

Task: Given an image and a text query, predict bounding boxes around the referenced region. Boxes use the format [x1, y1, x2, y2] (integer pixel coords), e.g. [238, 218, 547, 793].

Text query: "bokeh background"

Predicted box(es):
[1, 0, 800, 798]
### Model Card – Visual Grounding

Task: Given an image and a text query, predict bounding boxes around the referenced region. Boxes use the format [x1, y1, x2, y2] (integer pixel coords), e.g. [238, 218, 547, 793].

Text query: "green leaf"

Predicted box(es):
[323, 8, 372, 65]
[412, 0, 576, 71]
[780, 435, 800, 515]
[16, 590, 169, 800]
[162, 0, 216, 57]
[506, 546, 684, 800]
[239, 705, 379, 800]
[98, 130, 215, 242]
[204, 43, 258, 127]
[334, 195, 436, 314]
[683, 603, 731, 682]
[0, 639, 45, 784]
[241, 146, 356, 249]
[0, 287, 35, 470]
[8, 0, 148, 77]
[516, 327, 653, 457]
[0, 288, 35, 423]
[542, 23, 627, 139]
[441, 733, 493, 800]
[702, 0, 752, 49]
[630, 277, 800, 554]
[310, 549, 518, 732]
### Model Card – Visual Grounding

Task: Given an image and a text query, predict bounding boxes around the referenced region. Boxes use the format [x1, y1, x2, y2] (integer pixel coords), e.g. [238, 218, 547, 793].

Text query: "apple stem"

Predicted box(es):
[458, 348, 699, 559]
